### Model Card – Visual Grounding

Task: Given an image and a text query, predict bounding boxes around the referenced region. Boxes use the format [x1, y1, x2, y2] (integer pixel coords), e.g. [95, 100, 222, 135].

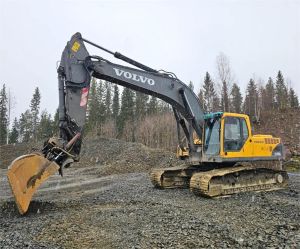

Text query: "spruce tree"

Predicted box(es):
[19, 110, 32, 142]
[230, 83, 243, 113]
[87, 78, 100, 130]
[289, 88, 299, 108]
[275, 71, 288, 109]
[9, 117, 19, 143]
[202, 72, 216, 112]
[221, 81, 230, 112]
[265, 77, 275, 109]
[258, 85, 266, 113]
[30, 87, 41, 141]
[38, 110, 53, 139]
[135, 92, 148, 120]
[112, 84, 120, 120]
[104, 81, 112, 117]
[0, 84, 8, 145]
[118, 87, 135, 135]
[212, 95, 220, 112]
[244, 79, 258, 118]
[96, 80, 107, 124]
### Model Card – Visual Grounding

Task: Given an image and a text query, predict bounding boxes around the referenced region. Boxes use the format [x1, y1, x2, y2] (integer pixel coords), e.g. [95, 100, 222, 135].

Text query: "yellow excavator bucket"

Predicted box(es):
[7, 153, 59, 215]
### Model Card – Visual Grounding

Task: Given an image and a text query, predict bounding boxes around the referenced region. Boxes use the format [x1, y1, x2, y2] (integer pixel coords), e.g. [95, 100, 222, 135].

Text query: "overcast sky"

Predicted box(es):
[0, 0, 299, 121]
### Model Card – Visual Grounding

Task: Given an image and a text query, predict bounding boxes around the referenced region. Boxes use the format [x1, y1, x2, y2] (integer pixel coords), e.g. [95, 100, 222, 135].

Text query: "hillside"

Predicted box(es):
[254, 108, 300, 156]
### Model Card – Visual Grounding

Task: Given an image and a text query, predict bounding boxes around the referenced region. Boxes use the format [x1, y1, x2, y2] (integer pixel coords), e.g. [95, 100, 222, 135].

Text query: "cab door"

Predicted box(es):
[220, 115, 252, 158]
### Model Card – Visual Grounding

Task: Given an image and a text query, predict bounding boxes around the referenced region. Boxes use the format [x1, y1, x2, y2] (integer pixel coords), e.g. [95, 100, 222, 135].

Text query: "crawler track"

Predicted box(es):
[150, 165, 197, 189]
[150, 163, 289, 197]
[190, 165, 289, 197]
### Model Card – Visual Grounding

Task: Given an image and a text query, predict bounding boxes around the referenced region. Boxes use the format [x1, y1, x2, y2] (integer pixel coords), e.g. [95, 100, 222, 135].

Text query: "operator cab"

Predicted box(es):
[223, 116, 249, 152]
[203, 112, 250, 158]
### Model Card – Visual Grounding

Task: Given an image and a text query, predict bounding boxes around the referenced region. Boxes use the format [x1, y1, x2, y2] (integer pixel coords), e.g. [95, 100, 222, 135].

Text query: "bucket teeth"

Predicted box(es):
[7, 154, 59, 215]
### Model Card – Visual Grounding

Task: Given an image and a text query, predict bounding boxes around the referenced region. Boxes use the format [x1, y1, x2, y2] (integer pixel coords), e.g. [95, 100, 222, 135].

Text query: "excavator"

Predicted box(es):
[7, 33, 288, 215]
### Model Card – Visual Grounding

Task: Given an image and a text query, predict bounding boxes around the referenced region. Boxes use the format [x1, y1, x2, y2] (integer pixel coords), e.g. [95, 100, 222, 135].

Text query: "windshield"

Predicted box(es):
[204, 118, 220, 155]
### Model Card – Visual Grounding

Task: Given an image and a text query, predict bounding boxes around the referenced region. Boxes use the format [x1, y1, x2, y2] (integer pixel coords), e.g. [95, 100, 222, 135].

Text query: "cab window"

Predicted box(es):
[204, 118, 220, 155]
[224, 117, 249, 152]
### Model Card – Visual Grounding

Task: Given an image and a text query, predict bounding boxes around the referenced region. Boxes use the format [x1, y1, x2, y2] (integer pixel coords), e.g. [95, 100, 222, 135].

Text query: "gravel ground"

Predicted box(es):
[0, 138, 299, 249]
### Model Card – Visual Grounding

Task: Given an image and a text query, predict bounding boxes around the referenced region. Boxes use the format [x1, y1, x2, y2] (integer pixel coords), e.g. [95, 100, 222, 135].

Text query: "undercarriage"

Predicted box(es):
[150, 161, 288, 197]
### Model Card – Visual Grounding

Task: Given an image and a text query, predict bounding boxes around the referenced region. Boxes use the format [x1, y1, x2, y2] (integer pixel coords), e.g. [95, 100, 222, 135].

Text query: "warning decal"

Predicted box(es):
[80, 87, 89, 107]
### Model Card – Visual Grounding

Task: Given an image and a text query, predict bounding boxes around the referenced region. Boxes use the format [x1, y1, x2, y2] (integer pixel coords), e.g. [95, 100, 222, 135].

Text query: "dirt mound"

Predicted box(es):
[0, 142, 40, 169]
[78, 136, 181, 175]
[254, 108, 300, 155]
[0, 137, 181, 173]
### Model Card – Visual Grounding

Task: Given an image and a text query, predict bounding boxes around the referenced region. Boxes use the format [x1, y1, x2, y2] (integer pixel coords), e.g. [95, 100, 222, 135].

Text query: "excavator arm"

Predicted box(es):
[58, 32, 204, 158]
[7, 32, 205, 214]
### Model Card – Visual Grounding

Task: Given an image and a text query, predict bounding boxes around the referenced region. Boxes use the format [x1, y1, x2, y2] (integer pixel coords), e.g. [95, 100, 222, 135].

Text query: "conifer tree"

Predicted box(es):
[96, 80, 107, 124]
[112, 84, 120, 120]
[135, 92, 148, 120]
[104, 81, 112, 117]
[87, 78, 100, 130]
[289, 88, 299, 108]
[221, 81, 230, 112]
[265, 77, 275, 109]
[30, 87, 41, 141]
[0, 84, 8, 145]
[202, 72, 217, 112]
[38, 110, 53, 139]
[244, 79, 258, 118]
[275, 71, 288, 109]
[9, 117, 19, 143]
[118, 87, 135, 135]
[257, 85, 266, 114]
[19, 110, 32, 142]
[212, 95, 220, 112]
[230, 83, 242, 113]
